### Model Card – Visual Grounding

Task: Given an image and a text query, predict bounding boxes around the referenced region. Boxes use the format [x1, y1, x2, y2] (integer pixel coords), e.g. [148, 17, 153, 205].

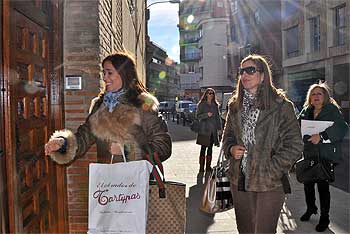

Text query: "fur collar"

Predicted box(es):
[88, 92, 159, 144]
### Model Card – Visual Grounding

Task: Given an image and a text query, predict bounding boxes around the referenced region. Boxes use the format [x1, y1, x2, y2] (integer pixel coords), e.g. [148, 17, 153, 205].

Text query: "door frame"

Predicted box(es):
[0, 0, 9, 232]
[2, 0, 68, 232]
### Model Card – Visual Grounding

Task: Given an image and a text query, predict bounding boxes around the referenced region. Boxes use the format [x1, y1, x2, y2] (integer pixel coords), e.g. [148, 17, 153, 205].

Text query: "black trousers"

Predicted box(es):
[200, 134, 214, 157]
[303, 180, 330, 217]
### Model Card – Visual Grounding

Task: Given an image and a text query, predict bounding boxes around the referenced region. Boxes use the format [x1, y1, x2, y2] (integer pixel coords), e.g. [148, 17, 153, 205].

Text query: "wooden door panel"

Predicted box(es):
[6, 1, 59, 233]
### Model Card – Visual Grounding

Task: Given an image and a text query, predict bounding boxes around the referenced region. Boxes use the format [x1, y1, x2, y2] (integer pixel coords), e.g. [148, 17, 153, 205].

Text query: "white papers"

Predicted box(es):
[301, 120, 333, 139]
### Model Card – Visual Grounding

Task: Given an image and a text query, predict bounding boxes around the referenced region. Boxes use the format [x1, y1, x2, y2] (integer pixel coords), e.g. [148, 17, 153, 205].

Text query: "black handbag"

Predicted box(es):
[295, 156, 335, 183]
[190, 119, 200, 133]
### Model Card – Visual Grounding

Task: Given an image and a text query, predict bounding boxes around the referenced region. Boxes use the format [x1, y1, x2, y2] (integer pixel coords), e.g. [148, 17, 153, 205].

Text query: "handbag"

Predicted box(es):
[200, 148, 233, 214]
[295, 155, 335, 183]
[190, 119, 200, 133]
[144, 149, 186, 234]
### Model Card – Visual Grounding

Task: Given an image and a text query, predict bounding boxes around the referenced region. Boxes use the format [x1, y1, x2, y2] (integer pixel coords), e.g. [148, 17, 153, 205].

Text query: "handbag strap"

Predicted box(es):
[144, 146, 166, 198]
[215, 147, 224, 167]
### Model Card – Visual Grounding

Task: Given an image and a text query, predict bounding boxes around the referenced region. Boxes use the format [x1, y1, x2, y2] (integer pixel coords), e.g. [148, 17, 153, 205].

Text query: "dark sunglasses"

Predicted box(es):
[238, 66, 262, 75]
[208, 92, 214, 95]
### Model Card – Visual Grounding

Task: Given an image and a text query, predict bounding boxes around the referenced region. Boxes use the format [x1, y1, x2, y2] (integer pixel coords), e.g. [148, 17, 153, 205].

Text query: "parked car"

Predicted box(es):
[159, 101, 176, 113]
[175, 100, 193, 119]
[184, 103, 197, 122]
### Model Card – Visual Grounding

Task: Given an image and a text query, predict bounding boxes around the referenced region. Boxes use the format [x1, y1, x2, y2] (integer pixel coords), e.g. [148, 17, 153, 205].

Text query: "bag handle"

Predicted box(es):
[110, 143, 127, 164]
[144, 146, 167, 198]
[215, 147, 225, 167]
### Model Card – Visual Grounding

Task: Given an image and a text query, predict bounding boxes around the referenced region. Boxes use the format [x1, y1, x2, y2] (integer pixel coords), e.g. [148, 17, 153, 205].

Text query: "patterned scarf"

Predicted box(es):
[103, 89, 126, 113]
[241, 89, 260, 174]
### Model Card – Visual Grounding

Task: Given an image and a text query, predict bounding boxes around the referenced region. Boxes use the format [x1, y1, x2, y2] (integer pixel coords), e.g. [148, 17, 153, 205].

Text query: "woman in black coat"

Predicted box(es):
[298, 83, 348, 232]
[196, 88, 222, 172]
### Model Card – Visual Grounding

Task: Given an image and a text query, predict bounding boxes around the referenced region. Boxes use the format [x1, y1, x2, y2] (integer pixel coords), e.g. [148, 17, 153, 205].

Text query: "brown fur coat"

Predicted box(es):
[49, 93, 172, 164]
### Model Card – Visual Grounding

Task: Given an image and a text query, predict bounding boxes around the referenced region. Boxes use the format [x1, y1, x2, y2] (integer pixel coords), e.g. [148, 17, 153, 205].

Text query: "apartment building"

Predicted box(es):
[146, 39, 180, 101]
[282, 0, 349, 121]
[179, 0, 234, 102]
[227, 0, 283, 88]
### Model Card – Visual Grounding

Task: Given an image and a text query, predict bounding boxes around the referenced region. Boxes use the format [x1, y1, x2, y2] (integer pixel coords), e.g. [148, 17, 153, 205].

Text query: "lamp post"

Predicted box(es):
[147, 0, 180, 9]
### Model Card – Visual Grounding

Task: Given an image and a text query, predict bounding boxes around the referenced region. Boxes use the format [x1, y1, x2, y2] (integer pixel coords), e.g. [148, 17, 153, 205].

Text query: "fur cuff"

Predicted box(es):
[48, 129, 78, 165]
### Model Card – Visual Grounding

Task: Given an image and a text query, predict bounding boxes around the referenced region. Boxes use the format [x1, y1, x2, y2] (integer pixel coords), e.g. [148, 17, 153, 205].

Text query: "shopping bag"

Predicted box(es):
[144, 150, 186, 234]
[88, 160, 153, 234]
[200, 148, 233, 214]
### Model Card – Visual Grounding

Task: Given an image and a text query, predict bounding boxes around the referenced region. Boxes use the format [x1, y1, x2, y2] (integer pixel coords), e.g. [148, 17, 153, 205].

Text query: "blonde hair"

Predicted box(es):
[303, 82, 340, 109]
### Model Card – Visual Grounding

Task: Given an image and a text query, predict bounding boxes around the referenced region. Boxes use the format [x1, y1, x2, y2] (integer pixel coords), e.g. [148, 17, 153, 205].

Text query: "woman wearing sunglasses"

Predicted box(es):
[222, 54, 303, 233]
[196, 88, 222, 172]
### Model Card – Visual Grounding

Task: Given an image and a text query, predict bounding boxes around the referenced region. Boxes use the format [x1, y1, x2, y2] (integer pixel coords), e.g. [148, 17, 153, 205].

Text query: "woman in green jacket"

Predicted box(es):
[298, 83, 348, 232]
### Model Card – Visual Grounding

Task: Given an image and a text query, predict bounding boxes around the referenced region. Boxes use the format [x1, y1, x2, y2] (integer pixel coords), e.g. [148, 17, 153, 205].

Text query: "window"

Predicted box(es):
[286, 26, 299, 57]
[231, 25, 237, 42]
[254, 10, 261, 25]
[283, 0, 299, 18]
[198, 27, 203, 39]
[232, 0, 238, 13]
[335, 5, 345, 46]
[188, 64, 195, 73]
[310, 16, 320, 51]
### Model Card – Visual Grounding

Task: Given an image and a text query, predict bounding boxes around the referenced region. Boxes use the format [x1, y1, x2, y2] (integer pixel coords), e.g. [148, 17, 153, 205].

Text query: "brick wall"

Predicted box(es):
[63, 0, 145, 233]
[63, 0, 100, 232]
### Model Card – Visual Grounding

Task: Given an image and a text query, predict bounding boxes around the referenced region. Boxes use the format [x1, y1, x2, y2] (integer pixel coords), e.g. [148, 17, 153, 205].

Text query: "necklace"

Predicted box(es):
[313, 108, 321, 118]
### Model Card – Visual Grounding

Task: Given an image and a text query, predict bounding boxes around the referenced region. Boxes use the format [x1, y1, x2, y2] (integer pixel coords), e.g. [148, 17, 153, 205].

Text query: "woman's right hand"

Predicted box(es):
[45, 138, 65, 155]
[229, 145, 246, 160]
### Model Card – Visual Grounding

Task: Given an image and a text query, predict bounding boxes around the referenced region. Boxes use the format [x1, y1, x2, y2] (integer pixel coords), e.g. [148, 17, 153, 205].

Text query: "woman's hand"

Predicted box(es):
[110, 142, 123, 155]
[229, 145, 246, 160]
[45, 138, 65, 155]
[308, 134, 321, 144]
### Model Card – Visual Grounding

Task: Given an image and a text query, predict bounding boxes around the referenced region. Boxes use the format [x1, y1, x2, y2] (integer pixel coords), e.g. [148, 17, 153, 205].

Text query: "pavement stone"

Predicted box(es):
[163, 120, 350, 234]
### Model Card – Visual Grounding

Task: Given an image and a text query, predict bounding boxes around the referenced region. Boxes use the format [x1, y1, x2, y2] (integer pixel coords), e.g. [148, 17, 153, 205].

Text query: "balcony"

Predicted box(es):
[180, 52, 201, 61]
[179, 37, 200, 46]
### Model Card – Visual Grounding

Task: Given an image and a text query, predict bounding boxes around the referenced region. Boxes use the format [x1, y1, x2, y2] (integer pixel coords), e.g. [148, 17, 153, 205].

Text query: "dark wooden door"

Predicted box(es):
[2, 0, 66, 233]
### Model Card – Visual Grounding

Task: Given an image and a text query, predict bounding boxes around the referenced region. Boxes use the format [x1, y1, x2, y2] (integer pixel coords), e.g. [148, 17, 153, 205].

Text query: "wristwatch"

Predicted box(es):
[319, 133, 324, 142]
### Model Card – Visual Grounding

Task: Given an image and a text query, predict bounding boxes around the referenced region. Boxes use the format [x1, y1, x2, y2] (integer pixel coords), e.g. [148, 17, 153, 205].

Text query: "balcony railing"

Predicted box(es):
[180, 52, 201, 61]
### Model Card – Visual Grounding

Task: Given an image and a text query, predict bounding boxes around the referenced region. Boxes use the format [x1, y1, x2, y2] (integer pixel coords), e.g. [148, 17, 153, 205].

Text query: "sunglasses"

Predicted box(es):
[208, 92, 214, 95]
[238, 66, 262, 75]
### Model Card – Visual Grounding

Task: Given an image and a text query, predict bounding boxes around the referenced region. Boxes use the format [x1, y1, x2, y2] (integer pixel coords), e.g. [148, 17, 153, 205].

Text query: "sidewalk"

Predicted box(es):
[163, 121, 350, 234]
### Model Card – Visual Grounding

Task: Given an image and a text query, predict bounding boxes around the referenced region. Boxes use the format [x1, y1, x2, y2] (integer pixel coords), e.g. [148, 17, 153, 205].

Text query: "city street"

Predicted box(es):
[163, 119, 350, 234]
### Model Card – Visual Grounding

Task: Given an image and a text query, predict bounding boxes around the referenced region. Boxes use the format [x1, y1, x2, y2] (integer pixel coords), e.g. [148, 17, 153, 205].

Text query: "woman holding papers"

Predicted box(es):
[44, 51, 172, 164]
[222, 54, 303, 233]
[298, 82, 348, 232]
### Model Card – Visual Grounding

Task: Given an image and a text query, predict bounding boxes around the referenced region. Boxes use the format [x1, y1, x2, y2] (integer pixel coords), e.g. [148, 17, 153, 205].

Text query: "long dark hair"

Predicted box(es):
[199, 88, 219, 106]
[231, 54, 286, 110]
[101, 51, 147, 106]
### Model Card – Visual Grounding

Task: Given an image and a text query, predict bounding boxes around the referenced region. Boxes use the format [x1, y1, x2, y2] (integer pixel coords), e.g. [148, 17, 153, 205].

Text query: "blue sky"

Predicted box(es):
[148, 1, 180, 62]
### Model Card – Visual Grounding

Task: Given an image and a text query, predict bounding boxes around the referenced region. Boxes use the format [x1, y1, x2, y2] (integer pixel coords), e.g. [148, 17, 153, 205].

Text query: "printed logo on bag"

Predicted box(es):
[93, 182, 141, 205]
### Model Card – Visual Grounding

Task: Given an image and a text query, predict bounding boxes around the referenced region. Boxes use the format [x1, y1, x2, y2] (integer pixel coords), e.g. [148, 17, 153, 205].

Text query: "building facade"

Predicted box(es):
[282, 0, 349, 121]
[179, 0, 234, 103]
[146, 39, 180, 102]
[227, 0, 283, 88]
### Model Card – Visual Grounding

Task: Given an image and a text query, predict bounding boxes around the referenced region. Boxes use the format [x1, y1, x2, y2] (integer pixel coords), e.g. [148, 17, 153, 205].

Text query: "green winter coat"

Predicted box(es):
[298, 103, 349, 162]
